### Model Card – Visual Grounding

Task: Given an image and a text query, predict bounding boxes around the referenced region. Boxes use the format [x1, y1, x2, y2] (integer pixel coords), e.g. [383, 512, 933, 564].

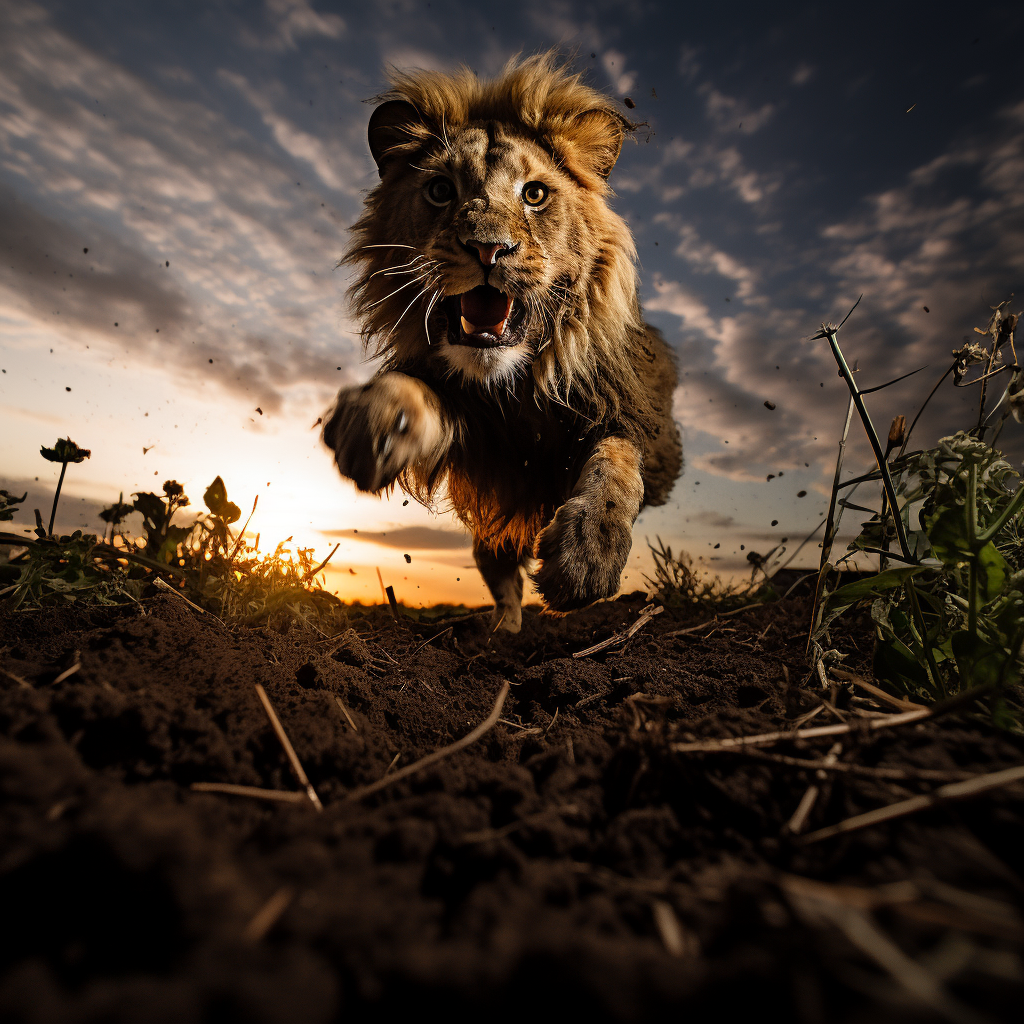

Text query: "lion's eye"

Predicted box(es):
[425, 177, 455, 206]
[522, 181, 549, 207]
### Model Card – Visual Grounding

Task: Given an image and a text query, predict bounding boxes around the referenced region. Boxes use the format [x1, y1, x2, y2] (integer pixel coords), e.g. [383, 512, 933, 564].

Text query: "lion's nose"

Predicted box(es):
[464, 238, 517, 267]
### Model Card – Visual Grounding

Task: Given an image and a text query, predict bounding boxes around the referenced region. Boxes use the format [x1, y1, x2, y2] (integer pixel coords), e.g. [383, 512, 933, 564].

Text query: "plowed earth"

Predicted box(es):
[1, 580, 1022, 1024]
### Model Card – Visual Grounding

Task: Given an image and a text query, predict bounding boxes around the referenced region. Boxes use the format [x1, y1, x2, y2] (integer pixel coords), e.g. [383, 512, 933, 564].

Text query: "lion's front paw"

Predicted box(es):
[531, 496, 633, 611]
[321, 374, 443, 493]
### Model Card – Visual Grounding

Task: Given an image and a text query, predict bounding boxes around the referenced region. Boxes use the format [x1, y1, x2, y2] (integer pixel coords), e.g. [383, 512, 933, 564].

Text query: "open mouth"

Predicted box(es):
[444, 286, 521, 348]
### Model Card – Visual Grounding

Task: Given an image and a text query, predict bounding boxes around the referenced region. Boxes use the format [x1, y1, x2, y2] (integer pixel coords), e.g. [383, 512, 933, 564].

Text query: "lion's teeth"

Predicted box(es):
[461, 314, 508, 335]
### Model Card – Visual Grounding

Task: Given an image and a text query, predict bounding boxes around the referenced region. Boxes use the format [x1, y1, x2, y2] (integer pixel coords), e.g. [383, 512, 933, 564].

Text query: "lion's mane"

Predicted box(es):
[343, 52, 655, 426]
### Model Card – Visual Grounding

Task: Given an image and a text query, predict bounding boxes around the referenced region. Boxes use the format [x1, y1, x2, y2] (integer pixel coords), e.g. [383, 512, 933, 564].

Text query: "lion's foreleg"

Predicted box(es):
[473, 538, 527, 634]
[322, 372, 450, 493]
[532, 436, 644, 611]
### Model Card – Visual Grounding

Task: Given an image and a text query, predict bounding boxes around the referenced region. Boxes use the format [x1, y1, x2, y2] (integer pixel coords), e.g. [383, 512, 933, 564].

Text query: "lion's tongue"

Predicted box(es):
[460, 286, 512, 335]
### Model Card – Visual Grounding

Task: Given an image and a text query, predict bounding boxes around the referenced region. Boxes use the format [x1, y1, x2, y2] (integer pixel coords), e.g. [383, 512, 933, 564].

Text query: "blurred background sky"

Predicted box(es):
[2, 0, 1023, 606]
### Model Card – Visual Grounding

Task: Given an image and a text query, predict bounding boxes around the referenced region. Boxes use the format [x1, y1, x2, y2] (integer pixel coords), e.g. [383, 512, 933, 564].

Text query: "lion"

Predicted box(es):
[322, 53, 682, 632]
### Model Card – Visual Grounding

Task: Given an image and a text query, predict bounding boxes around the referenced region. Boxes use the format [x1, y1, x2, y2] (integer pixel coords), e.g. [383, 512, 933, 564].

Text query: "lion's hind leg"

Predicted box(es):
[473, 538, 527, 634]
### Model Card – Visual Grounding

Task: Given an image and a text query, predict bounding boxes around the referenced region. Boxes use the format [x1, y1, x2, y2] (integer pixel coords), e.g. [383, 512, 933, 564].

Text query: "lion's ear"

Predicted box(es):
[565, 108, 630, 180]
[368, 100, 422, 177]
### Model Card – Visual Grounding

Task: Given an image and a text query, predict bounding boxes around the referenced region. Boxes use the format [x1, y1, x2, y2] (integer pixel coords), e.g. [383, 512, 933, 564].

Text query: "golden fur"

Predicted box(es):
[323, 53, 682, 625]
[343, 52, 653, 424]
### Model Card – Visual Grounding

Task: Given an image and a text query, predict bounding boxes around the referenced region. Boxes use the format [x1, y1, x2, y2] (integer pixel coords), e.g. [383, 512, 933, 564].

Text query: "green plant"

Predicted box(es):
[645, 536, 775, 611]
[810, 300, 1024, 723]
[39, 438, 91, 536]
[2, 447, 345, 630]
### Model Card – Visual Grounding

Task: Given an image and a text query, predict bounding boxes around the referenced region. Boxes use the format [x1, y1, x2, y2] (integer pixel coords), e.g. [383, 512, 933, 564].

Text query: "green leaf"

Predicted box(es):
[976, 541, 1009, 604]
[820, 566, 929, 632]
[921, 504, 970, 566]
[951, 631, 1010, 689]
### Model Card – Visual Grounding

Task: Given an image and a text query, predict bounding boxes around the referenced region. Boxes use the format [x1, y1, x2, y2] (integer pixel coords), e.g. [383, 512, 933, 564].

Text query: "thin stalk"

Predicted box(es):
[807, 395, 855, 655]
[905, 576, 944, 699]
[977, 482, 1024, 544]
[47, 461, 68, 537]
[967, 464, 979, 637]
[898, 360, 957, 459]
[818, 326, 914, 562]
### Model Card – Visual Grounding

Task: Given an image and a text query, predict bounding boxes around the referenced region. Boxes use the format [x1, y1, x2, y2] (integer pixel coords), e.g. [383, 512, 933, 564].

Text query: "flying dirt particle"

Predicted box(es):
[155, 329, 159, 333]
[771, 519, 778, 526]
[714, 543, 720, 549]
[764, 400, 776, 410]
[624, 97, 635, 108]
[165, 261, 169, 267]
[797, 490, 807, 497]
[311, 417, 322, 429]
[591, 52, 596, 58]
[404, 554, 411, 563]
[403, 500, 409, 506]
[209, 359, 213, 363]
[114, 322, 118, 327]
[923, 306, 930, 312]
[143, 446, 153, 455]
[256, 408, 262, 415]
[349, 568, 356, 575]
[740, 544, 745, 550]
[83, 248, 88, 253]
[767, 474, 775, 481]
[65, 387, 71, 392]
[651, 88, 658, 98]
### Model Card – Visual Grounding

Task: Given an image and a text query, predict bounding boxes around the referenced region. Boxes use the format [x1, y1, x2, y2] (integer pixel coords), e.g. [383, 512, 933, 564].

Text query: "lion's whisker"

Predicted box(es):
[367, 255, 428, 281]
[365, 270, 434, 309]
[381, 277, 436, 347]
[423, 290, 442, 346]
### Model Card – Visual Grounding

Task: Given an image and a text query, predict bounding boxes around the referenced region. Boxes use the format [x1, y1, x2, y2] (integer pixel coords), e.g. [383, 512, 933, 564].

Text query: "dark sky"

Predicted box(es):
[2, 0, 1023, 594]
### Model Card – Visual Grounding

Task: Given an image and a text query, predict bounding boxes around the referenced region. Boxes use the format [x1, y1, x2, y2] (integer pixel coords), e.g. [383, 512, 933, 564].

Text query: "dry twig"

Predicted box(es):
[243, 885, 295, 942]
[801, 763, 1024, 844]
[784, 741, 841, 835]
[333, 695, 358, 733]
[830, 667, 926, 711]
[52, 662, 81, 685]
[190, 782, 308, 804]
[574, 604, 663, 658]
[254, 684, 323, 811]
[783, 876, 992, 1024]
[671, 706, 931, 753]
[343, 681, 509, 801]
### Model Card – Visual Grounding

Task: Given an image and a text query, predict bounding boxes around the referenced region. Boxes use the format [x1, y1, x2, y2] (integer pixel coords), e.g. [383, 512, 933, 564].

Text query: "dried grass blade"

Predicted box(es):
[343, 681, 509, 801]
[801, 763, 1024, 844]
[254, 684, 323, 811]
[574, 605, 663, 658]
[191, 782, 308, 804]
[243, 885, 295, 942]
[671, 706, 931, 753]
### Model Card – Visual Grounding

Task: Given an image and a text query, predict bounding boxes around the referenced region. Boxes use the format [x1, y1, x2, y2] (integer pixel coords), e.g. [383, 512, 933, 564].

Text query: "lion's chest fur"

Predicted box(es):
[430, 376, 599, 554]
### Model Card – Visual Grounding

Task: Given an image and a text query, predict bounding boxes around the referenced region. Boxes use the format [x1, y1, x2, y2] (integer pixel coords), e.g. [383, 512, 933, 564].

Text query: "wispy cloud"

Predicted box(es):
[0, 2, 370, 416]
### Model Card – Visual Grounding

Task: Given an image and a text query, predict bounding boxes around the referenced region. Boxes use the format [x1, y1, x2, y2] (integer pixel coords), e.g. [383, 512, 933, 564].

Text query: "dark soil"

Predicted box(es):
[2, 578, 1022, 1024]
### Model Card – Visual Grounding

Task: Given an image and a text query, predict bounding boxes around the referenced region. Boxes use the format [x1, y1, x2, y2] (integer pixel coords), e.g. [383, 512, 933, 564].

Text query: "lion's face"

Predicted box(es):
[360, 124, 593, 385]
[344, 56, 643, 405]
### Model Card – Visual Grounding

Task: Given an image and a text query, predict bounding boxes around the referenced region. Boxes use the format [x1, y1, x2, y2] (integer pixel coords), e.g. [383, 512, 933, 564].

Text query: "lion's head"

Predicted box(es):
[343, 53, 648, 418]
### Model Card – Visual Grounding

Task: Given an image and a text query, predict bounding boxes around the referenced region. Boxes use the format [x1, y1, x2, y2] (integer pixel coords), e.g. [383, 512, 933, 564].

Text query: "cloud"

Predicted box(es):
[218, 70, 367, 196]
[0, 2, 369, 414]
[238, 0, 345, 52]
[323, 526, 472, 550]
